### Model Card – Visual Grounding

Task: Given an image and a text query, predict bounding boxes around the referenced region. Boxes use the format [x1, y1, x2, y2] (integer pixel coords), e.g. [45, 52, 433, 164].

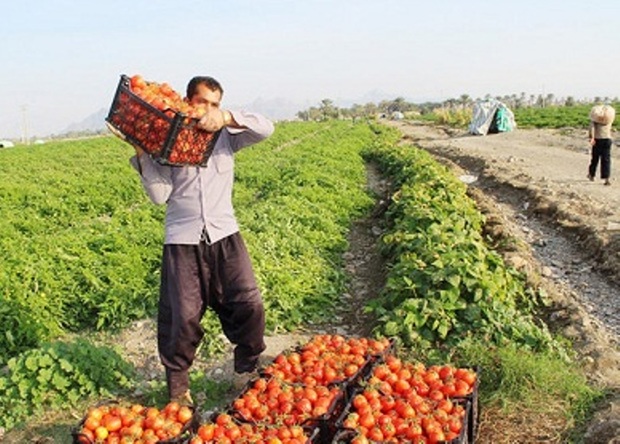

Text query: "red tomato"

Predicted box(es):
[367, 426, 384, 442]
[103, 414, 122, 432]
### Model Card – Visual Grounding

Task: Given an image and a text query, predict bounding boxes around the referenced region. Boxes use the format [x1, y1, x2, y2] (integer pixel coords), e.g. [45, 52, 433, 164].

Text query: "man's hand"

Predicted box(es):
[197, 109, 230, 133]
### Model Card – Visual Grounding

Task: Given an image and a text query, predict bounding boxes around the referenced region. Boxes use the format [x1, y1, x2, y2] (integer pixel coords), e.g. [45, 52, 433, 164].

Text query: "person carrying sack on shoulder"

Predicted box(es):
[588, 104, 615, 186]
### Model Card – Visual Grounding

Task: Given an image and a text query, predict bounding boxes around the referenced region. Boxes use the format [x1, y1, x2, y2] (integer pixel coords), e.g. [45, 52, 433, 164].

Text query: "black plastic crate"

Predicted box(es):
[71, 400, 197, 444]
[332, 387, 472, 444]
[229, 375, 348, 428]
[203, 411, 322, 443]
[105, 74, 221, 166]
[261, 337, 391, 388]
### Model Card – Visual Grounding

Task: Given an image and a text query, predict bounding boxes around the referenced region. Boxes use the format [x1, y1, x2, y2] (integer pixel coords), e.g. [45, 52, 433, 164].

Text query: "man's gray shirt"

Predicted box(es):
[130, 110, 274, 245]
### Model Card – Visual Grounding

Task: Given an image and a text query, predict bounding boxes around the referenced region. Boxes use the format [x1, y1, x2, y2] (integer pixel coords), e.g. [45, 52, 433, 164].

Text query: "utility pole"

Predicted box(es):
[21, 105, 29, 145]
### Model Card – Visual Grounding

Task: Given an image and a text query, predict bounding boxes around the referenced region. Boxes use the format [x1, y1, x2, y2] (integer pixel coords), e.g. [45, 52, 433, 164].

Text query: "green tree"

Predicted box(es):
[319, 99, 339, 120]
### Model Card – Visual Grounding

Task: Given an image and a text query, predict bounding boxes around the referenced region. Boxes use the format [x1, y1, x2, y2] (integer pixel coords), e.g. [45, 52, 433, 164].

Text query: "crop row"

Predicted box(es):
[361, 125, 562, 354]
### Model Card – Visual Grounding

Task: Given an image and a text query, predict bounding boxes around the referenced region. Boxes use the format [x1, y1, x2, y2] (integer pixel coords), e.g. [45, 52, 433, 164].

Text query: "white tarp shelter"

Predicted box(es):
[468, 99, 516, 135]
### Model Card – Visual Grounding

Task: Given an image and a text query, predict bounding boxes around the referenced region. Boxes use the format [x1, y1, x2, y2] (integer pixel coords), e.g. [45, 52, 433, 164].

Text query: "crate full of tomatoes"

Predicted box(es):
[105, 74, 221, 166]
[71, 335, 479, 443]
[329, 355, 479, 443]
[194, 412, 322, 444]
[72, 400, 198, 444]
[188, 335, 479, 443]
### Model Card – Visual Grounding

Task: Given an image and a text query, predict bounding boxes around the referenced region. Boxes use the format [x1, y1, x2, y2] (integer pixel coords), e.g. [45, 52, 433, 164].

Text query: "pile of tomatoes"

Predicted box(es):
[107, 74, 219, 166]
[337, 356, 477, 443]
[262, 335, 392, 386]
[231, 377, 341, 426]
[188, 334, 476, 443]
[74, 334, 478, 443]
[190, 413, 315, 444]
[74, 400, 194, 444]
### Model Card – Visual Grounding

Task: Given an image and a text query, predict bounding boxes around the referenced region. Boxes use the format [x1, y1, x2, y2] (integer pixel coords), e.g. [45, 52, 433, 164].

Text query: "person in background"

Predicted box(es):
[588, 105, 615, 186]
[130, 76, 274, 405]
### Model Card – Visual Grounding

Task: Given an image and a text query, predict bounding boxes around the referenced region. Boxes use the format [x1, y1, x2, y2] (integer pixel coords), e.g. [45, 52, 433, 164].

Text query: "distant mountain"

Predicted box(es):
[338, 89, 396, 107]
[231, 97, 313, 121]
[62, 108, 108, 134]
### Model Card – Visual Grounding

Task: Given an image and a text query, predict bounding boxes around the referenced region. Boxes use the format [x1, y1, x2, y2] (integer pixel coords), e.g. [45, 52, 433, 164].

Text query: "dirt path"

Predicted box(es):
[389, 120, 620, 333]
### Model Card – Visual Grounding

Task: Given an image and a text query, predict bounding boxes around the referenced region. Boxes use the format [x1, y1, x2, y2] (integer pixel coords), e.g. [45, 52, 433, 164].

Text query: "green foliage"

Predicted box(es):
[235, 121, 377, 330]
[0, 138, 163, 361]
[363, 125, 563, 354]
[0, 338, 135, 430]
[0, 122, 381, 363]
[448, 338, 601, 424]
[514, 103, 620, 129]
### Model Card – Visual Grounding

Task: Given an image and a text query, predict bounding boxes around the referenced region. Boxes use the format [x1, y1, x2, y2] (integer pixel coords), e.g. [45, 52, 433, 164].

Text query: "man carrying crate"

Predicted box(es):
[129, 76, 274, 405]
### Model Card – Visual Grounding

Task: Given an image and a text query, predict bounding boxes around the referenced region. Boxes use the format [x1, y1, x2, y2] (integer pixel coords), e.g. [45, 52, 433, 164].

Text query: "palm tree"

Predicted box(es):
[319, 99, 338, 120]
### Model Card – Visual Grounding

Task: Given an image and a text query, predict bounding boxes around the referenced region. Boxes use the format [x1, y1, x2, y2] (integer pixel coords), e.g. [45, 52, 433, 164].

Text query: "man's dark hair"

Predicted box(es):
[186, 76, 224, 99]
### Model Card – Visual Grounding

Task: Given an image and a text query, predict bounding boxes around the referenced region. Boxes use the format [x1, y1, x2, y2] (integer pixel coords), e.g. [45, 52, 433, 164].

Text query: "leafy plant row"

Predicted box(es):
[235, 120, 377, 331]
[0, 138, 163, 362]
[362, 125, 563, 355]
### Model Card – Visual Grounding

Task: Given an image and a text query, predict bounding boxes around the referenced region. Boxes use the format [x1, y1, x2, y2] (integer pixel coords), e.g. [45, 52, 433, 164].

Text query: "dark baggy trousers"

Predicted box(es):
[158, 232, 266, 399]
[589, 138, 612, 180]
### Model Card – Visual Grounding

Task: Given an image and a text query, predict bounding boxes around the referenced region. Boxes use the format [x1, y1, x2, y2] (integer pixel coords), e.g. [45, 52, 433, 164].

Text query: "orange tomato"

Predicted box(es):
[454, 379, 471, 396]
[164, 401, 180, 416]
[197, 423, 215, 441]
[177, 405, 193, 424]
[83, 416, 100, 431]
[75, 428, 94, 444]
[130, 75, 146, 90]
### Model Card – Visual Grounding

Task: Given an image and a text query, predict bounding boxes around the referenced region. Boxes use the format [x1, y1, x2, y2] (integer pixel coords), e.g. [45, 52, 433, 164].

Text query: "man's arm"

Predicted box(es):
[196, 108, 274, 149]
[225, 110, 275, 151]
[129, 148, 173, 205]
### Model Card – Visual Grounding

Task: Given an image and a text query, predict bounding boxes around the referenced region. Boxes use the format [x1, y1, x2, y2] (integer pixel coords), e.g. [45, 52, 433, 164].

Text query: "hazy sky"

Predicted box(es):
[1, 0, 618, 139]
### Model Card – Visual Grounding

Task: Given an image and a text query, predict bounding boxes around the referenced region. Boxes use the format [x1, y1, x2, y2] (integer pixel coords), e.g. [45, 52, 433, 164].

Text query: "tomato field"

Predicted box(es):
[513, 103, 620, 129]
[0, 121, 600, 442]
